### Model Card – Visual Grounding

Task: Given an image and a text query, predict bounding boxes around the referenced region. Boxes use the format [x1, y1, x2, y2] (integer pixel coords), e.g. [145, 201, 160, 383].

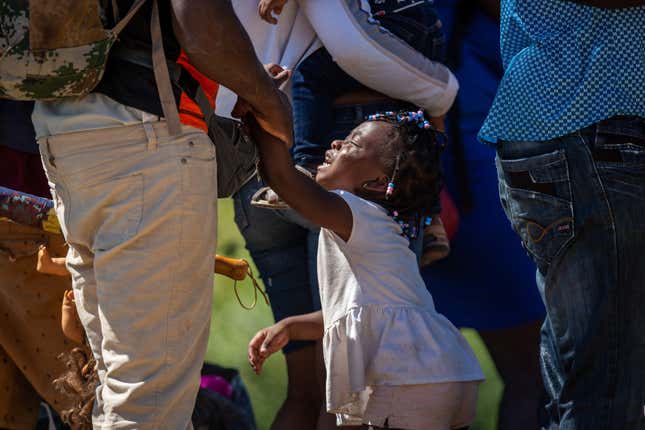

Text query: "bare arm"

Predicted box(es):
[282, 311, 324, 341]
[249, 117, 353, 241]
[561, 0, 643, 8]
[170, 0, 292, 144]
[248, 311, 323, 373]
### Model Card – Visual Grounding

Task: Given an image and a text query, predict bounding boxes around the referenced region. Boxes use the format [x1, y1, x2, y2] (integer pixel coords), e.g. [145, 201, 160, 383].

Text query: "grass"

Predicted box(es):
[206, 198, 503, 430]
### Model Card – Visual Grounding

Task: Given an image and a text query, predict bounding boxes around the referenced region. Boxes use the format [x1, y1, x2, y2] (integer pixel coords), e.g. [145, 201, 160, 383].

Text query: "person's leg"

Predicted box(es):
[496, 116, 645, 430]
[40, 123, 217, 429]
[593, 117, 645, 429]
[270, 345, 323, 429]
[478, 320, 543, 430]
[291, 48, 361, 169]
[234, 180, 323, 429]
[64, 245, 107, 422]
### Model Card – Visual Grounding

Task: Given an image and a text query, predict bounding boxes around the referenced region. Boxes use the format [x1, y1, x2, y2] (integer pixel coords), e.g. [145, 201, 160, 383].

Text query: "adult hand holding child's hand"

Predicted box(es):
[232, 63, 293, 148]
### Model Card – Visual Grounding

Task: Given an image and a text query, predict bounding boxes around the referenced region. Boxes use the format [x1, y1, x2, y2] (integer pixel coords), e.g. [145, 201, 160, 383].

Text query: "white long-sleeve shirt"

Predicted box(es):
[216, 0, 458, 118]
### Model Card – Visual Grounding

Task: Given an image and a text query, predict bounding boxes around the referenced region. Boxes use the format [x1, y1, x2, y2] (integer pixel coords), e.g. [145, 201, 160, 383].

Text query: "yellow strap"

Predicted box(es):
[232, 263, 270, 310]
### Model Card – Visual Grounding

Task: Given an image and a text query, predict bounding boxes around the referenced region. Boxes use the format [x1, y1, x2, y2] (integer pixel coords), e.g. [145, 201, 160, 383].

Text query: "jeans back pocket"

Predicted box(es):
[496, 149, 575, 268]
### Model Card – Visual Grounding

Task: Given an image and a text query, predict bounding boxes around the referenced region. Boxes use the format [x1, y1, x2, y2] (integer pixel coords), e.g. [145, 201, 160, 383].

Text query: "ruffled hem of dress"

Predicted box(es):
[323, 305, 484, 418]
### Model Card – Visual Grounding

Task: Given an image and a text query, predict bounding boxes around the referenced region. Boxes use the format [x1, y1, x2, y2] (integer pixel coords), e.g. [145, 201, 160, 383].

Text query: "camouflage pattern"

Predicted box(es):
[0, 0, 114, 100]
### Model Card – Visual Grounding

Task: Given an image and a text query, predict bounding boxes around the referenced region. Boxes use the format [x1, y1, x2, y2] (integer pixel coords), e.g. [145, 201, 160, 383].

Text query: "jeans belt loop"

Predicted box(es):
[143, 122, 158, 152]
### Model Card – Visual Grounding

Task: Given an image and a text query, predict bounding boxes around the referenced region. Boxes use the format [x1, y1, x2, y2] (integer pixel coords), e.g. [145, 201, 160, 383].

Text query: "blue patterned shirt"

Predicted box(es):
[479, 1, 644, 144]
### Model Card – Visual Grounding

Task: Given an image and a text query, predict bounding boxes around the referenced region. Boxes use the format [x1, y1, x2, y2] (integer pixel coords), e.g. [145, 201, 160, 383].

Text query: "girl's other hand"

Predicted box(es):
[258, 0, 288, 24]
[248, 322, 290, 374]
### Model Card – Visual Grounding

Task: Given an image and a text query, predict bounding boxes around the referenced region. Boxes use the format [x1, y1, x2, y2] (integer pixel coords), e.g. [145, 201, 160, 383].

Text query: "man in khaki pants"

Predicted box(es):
[32, 1, 292, 428]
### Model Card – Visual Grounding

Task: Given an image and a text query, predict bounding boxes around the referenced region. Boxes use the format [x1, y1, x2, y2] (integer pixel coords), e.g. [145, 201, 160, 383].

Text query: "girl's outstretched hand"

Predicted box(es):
[248, 322, 290, 374]
[258, 0, 288, 24]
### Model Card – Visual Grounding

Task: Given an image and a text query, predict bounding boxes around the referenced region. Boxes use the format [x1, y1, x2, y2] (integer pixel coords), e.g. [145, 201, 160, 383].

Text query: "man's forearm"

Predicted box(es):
[171, 0, 279, 110]
[563, 0, 643, 8]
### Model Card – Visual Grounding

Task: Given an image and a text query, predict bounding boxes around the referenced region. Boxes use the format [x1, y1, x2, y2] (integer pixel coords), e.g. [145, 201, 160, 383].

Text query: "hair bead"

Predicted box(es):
[386, 182, 395, 198]
[364, 108, 445, 242]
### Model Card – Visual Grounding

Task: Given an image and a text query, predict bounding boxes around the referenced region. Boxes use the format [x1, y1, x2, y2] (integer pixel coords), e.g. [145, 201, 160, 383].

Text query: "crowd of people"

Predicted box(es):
[0, 0, 643, 430]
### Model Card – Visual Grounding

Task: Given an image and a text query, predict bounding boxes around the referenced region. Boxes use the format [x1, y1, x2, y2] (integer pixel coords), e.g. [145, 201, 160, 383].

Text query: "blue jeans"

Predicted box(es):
[495, 116, 645, 429]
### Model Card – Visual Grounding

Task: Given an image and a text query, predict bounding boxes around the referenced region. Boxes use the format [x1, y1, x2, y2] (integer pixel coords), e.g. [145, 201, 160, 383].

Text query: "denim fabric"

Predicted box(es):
[368, 0, 446, 61]
[495, 116, 645, 429]
[291, 2, 445, 167]
[291, 48, 362, 167]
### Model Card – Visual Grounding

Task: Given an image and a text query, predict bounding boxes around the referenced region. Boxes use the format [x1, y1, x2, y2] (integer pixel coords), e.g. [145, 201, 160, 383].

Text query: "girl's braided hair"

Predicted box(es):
[366, 109, 445, 224]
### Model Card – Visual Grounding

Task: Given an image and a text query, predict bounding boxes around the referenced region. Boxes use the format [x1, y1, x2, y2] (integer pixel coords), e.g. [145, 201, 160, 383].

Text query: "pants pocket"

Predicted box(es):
[496, 149, 575, 268]
[179, 134, 217, 197]
[87, 173, 144, 252]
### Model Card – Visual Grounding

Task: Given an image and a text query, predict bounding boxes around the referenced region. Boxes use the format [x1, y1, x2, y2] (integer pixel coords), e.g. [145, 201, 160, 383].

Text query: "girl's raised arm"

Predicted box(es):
[247, 117, 353, 241]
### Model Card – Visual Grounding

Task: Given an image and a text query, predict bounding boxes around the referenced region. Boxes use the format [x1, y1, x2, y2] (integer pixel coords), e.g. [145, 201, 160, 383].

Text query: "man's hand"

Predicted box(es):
[259, 0, 289, 24]
[171, 0, 293, 145]
[233, 63, 293, 147]
[248, 322, 290, 374]
[235, 88, 293, 147]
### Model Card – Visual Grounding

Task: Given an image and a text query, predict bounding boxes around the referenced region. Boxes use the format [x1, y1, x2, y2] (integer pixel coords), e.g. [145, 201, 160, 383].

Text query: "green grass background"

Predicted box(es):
[206, 199, 503, 430]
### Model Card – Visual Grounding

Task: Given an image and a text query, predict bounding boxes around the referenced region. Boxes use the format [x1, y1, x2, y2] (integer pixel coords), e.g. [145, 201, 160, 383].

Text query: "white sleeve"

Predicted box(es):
[296, 0, 459, 117]
[215, 0, 321, 118]
[333, 190, 396, 251]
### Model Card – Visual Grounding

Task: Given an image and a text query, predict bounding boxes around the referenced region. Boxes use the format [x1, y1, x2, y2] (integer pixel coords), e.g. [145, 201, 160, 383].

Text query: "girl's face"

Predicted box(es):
[315, 121, 392, 194]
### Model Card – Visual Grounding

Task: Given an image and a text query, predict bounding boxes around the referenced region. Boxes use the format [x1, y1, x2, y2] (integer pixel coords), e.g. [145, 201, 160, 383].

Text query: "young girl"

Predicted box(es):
[247, 110, 483, 429]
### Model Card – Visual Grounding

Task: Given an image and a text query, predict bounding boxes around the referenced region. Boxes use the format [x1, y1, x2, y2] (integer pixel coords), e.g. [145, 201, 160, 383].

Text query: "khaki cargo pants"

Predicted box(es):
[39, 122, 218, 430]
[0, 220, 75, 429]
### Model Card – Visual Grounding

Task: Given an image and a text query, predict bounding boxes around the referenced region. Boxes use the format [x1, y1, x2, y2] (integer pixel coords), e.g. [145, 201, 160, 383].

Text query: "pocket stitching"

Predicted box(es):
[93, 174, 144, 252]
[499, 149, 565, 172]
[501, 154, 575, 265]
